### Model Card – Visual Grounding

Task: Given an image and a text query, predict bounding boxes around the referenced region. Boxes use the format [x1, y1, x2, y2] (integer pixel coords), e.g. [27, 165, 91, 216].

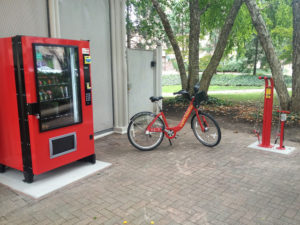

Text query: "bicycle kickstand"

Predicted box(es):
[168, 139, 172, 146]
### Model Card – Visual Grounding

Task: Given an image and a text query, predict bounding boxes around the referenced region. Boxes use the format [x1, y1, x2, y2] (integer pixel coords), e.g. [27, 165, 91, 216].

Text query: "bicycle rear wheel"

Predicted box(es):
[127, 112, 164, 151]
[191, 111, 221, 147]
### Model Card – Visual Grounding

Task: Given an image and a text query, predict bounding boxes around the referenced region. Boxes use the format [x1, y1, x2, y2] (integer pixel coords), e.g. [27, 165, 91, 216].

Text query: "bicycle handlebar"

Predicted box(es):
[173, 89, 189, 96]
[173, 90, 192, 99]
[277, 110, 290, 114]
[173, 84, 201, 101]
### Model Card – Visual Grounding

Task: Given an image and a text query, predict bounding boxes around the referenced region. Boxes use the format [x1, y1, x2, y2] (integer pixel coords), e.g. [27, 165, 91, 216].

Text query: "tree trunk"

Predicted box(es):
[151, 0, 188, 89]
[253, 35, 258, 76]
[187, 0, 201, 93]
[292, 0, 300, 112]
[244, 0, 290, 110]
[199, 0, 243, 93]
[126, 0, 131, 49]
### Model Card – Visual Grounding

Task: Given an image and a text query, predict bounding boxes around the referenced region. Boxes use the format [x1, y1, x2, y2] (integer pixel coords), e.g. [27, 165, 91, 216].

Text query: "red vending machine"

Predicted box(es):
[0, 36, 95, 183]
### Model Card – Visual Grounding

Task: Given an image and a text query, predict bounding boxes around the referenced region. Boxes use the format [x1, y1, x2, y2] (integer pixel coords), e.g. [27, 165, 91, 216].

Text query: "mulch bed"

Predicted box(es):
[163, 102, 300, 127]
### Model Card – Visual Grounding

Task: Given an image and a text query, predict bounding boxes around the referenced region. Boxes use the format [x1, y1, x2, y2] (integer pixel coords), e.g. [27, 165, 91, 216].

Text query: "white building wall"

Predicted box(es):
[0, 0, 130, 135]
[56, 0, 114, 134]
[110, 0, 129, 134]
[0, 0, 49, 38]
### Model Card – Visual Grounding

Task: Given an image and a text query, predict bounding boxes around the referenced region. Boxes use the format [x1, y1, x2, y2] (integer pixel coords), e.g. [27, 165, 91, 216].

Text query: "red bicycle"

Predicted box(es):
[127, 85, 221, 151]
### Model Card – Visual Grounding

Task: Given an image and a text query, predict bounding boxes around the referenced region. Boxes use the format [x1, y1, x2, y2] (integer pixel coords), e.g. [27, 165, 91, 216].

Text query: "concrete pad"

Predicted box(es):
[248, 141, 296, 155]
[95, 131, 114, 140]
[0, 160, 111, 199]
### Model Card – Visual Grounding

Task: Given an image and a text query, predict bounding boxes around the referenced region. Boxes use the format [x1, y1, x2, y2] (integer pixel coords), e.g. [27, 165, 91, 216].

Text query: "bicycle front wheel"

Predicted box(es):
[127, 112, 164, 151]
[191, 111, 221, 147]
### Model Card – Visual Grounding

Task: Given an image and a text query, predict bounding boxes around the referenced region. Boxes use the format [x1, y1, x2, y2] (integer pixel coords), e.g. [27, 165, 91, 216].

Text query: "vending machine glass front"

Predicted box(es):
[33, 44, 82, 132]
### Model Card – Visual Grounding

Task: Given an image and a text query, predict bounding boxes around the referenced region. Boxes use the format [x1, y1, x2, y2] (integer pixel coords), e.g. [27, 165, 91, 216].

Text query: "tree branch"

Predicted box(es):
[291, 0, 300, 111]
[151, 0, 188, 89]
[244, 0, 290, 109]
[187, 0, 201, 92]
[199, 3, 211, 16]
[199, 0, 244, 94]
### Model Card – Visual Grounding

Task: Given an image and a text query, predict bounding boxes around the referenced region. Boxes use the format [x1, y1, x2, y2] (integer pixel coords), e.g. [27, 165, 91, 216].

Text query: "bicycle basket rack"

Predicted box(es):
[193, 91, 208, 108]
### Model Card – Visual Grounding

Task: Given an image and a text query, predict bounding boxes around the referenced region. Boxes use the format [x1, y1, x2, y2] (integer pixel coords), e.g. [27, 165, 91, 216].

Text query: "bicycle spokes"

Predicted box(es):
[192, 112, 221, 147]
[128, 113, 164, 151]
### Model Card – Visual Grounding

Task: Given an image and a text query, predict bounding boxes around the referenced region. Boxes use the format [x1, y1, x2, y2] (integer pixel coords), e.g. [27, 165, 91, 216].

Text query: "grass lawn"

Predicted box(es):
[210, 90, 292, 105]
[162, 85, 264, 93]
[164, 88, 292, 106]
[210, 92, 267, 104]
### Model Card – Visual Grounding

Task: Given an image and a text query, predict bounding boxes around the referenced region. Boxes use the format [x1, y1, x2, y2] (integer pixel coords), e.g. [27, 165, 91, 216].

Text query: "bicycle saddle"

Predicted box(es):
[150, 96, 163, 102]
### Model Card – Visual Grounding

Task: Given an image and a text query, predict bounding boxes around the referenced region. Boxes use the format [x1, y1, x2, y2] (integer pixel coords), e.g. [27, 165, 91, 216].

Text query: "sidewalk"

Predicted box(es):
[0, 118, 300, 225]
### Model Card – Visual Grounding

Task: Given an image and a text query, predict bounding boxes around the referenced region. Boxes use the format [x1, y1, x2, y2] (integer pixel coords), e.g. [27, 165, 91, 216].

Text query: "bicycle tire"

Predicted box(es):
[127, 112, 164, 151]
[191, 111, 221, 147]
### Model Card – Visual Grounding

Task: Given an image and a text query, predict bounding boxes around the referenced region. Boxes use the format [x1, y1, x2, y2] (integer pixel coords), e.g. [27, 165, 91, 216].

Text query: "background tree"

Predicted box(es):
[151, 0, 214, 92]
[199, 0, 244, 93]
[151, 0, 188, 89]
[244, 34, 266, 75]
[262, 0, 293, 64]
[127, 0, 253, 91]
[126, 0, 168, 49]
[292, 0, 300, 111]
[244, 0, 290, 110]
[126, 0, 299, 111]
[151, 0, 250, 93]
[168, 0, 189, 62]
[186, 0, 208, 92]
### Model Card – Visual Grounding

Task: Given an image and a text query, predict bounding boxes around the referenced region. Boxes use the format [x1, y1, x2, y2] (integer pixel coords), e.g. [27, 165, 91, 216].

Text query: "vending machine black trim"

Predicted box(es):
[12, 36, 34, 183]
[27, 103, 39, 115]
[83, 54, 92, 105]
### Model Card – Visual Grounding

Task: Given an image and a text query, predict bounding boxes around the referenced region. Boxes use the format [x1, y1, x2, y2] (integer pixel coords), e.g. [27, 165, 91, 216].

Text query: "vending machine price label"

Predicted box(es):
[82, 48, 90, 55]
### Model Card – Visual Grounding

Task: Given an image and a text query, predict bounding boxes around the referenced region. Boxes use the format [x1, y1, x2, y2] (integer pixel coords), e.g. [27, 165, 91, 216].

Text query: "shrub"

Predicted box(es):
[217, 58, 249, 73]
[162, 74, 292, 87]
[199, 55, 212, 71]
[206, 96, 232, 106]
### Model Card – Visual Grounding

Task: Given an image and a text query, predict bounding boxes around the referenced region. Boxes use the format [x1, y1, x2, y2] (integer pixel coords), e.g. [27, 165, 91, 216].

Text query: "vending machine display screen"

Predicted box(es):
[33, 44, 82, 131]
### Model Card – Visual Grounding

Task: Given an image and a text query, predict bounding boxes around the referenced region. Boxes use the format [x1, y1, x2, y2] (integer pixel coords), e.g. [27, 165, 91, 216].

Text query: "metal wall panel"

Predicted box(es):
[58, 0, 114, 133]
[0, 0, 49, 37]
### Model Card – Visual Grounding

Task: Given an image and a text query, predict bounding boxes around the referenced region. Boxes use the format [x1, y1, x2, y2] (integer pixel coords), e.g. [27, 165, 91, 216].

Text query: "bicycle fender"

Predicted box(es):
[130, 111, 156, 121]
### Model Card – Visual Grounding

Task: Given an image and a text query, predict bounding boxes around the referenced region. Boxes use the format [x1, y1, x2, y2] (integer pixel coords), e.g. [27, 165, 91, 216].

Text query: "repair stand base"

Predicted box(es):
[248, 141, 296, 155]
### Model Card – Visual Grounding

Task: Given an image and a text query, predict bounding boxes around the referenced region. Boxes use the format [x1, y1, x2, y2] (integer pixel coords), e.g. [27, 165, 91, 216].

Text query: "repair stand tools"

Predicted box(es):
[275, 110, 290, 150]
[248, 76, 295, 155]
[253, 129, 260, 144]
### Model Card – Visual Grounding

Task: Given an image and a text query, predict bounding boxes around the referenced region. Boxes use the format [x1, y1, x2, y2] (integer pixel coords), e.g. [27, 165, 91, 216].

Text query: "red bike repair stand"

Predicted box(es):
[248, 76, 295, 155]
[276, 110, 290, 150]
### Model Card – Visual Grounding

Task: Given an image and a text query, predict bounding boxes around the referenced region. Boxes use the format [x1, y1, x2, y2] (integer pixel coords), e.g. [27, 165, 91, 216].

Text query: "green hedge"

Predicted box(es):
[162, 74, 292, 87]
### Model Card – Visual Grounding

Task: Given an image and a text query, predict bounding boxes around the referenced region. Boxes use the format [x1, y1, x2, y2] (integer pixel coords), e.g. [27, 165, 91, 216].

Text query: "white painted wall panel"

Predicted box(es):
[59, 0, 114, 133]
[127, 49, 155, 118]
[0, 0, 48, 37]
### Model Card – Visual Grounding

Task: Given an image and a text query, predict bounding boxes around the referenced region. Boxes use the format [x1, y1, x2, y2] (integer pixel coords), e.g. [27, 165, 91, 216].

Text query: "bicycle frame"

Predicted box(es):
[146, 97, 208, 139]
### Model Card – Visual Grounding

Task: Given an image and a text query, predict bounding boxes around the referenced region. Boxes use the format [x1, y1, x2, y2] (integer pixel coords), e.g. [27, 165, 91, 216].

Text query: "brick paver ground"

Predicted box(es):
[0, 118, 300, 225]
